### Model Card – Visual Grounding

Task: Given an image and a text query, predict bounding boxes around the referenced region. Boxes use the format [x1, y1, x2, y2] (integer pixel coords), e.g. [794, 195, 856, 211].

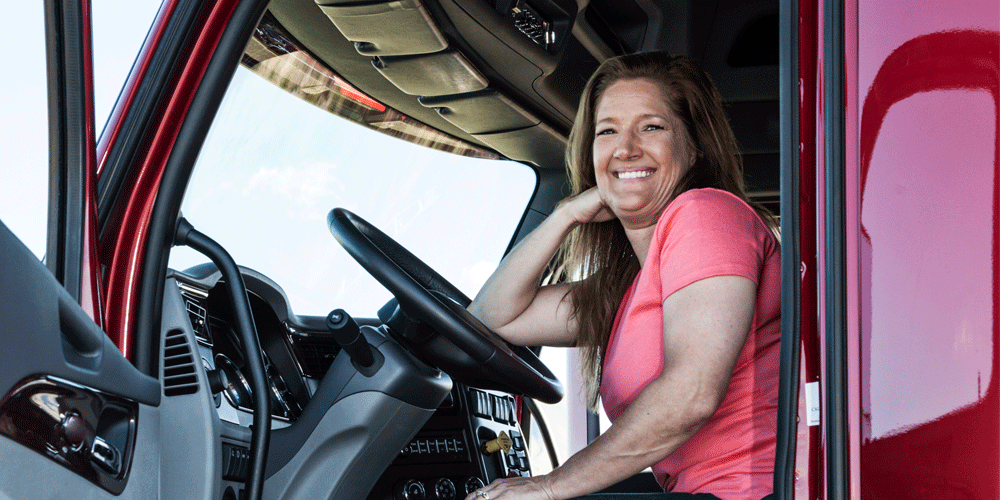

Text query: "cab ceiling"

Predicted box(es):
[265, 0, 778, 177]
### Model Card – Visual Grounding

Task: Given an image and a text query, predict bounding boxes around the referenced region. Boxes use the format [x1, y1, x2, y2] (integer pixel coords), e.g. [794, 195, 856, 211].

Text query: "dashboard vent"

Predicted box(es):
[163, 328, 199, 396]
[289, 334, 340, 379]
[178, 283, 212, 346]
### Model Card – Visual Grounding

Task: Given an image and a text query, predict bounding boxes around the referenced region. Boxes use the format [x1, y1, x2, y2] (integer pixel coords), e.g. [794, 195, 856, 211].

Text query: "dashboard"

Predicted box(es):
[175, 268, 323, 425]
[168, 264, 536, 500]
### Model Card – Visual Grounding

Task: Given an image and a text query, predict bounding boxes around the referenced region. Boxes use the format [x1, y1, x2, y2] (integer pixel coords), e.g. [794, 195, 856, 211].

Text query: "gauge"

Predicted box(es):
[215, 354, 253, 409]
[266, 362, 302, 420]
[203, 357, 222, 408]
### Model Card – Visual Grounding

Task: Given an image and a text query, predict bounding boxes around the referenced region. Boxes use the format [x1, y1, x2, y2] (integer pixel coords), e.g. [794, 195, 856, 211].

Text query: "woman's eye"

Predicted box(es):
[643, 124, 664, 131]
[596, 128, 615, 136]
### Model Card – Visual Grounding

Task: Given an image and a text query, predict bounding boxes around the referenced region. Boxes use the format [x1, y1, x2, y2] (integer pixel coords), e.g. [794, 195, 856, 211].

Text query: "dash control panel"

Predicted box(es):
[468, 388, 531, 479]
[367, 385, 532, 500]
[395, 432, 469, 465]
[468, 389, 518, 424]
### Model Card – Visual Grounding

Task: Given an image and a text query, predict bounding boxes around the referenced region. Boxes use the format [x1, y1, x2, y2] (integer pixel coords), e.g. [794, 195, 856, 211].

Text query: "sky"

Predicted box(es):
[1, 1, 162, 258]
[168, 64, 536, 317]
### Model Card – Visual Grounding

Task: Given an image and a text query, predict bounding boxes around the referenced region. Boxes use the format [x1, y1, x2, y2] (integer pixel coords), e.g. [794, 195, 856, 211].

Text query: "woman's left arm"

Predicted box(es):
[466, 275, 757, 500]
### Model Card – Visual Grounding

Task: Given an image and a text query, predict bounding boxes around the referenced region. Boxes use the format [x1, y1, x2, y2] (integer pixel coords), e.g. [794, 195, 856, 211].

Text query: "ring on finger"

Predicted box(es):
[476, 490, 490, 499]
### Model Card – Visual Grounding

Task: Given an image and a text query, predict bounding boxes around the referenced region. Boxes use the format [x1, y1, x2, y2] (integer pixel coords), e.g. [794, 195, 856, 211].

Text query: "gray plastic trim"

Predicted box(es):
[474, 124, 568, 169]
[0, 220, 160, 406]
[373, 49, 488, 96]
[264, 391, 436, 500]
[317, 0, 447, 56]
[264, 326, 451, 475]
[159, 278, 222, 500]
[419, 89, 540, 134]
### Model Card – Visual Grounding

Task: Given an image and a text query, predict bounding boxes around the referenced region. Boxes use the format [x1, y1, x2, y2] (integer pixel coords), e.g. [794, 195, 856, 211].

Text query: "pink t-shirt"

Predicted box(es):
[600, 188, 781, 500]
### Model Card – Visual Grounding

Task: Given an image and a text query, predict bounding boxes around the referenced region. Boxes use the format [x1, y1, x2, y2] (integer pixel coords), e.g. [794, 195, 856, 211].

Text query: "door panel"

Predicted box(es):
[1, 0, 169, 496]
[0, 220, 163, 496]
[0, 222, 160, 404]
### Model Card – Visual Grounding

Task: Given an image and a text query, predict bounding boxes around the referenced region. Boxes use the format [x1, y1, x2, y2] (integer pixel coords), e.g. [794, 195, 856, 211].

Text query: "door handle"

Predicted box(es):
[91, 435, 122, 476]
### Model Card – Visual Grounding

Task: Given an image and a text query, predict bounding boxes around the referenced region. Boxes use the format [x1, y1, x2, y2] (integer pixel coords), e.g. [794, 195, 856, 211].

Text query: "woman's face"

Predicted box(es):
[592, 78, 694, 230]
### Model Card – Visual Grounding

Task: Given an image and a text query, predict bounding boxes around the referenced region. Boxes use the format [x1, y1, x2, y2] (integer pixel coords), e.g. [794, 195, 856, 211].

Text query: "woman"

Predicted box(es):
[466, 52, 780, 500]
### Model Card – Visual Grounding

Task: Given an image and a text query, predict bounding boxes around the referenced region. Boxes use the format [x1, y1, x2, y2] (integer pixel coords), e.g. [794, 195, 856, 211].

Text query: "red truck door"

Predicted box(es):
[811, 0, 1000, 498]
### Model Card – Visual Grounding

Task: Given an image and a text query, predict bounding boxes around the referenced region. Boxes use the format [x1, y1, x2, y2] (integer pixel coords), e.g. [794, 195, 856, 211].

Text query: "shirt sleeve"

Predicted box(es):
[656, 189, 772, 301]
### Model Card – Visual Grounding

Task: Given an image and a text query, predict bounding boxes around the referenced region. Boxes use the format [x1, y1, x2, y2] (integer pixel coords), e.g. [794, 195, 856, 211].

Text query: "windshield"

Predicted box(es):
[169, 19, 536, 318]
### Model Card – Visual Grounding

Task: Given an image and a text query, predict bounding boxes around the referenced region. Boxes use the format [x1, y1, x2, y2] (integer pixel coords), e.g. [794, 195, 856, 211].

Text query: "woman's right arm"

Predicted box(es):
[468, 187, 613, 347]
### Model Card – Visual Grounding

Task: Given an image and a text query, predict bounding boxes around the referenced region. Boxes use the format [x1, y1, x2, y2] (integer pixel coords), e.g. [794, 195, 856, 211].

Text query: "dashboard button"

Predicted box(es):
[463, 477, 485, 495]
[395, 479, 426, 500]
[433, 478, 456, 500]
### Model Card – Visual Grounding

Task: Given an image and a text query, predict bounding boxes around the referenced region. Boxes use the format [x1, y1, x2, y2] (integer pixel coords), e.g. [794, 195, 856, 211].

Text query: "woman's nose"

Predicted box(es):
[613, 131, 641, 160]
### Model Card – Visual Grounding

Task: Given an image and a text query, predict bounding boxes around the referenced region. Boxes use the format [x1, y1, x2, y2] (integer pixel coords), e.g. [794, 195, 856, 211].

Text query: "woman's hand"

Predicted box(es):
[464, 476, 559, 500]
[467, 187, 610, 347]
[559, 187, 615, 225]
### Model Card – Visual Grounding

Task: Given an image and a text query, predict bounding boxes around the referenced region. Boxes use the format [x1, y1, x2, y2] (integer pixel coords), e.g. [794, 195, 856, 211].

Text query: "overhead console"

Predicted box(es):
[296, 0, 779, 187]
[315, 0, 447, 56]
[493, 0, 572, 54]
[312, 0, 576, 168]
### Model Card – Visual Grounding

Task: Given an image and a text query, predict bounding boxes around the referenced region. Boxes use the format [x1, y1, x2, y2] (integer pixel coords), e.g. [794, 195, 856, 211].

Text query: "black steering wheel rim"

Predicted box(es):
[327, 208, 563, 404]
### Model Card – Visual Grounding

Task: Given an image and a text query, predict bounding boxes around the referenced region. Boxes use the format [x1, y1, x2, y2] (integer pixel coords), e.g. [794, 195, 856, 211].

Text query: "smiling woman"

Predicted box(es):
[467, 52, 780, 500]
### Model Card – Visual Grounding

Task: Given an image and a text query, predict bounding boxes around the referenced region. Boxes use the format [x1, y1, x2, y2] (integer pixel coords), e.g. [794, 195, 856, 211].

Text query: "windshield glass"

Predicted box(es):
[169, 18, 536, 318]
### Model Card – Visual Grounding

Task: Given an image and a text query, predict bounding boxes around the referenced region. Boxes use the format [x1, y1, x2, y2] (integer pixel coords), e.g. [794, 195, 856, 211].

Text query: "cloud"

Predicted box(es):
[243, 161, 346, 221]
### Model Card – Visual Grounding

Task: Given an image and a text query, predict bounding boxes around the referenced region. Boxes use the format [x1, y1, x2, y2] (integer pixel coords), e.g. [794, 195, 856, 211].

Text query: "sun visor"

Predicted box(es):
[316, 0, 447, 56]
[419, 89, 540, 135]
[372, 50, 488, 97]
[473, 124, 567, 169]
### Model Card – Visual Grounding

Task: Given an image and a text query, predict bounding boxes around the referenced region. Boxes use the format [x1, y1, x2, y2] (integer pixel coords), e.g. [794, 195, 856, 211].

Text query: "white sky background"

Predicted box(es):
[167, 65, 536, 317]
[1, 1, 162, 257]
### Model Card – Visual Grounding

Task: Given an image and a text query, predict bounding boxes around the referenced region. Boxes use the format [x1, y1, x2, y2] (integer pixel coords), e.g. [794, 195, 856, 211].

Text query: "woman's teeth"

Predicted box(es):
[616, 170, 652, 179]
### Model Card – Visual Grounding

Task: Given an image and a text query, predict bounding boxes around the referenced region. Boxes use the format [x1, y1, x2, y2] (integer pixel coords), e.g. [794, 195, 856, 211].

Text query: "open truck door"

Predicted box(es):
[0, 2, 208, 498]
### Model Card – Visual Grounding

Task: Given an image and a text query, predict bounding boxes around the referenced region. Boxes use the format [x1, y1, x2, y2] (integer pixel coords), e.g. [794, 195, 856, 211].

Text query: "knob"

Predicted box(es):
[481, 431, 512, 455]
[326, 309, 376, 368]
[395, 479, 426, 500]
[60, 412, 86, 452]
[463, 477, 485, 495]
[433, 478, 456, 500]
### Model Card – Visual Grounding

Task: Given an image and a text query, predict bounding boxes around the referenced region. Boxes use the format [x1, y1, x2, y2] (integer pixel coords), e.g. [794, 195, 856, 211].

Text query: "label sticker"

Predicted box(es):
[806, 382, 820, 426]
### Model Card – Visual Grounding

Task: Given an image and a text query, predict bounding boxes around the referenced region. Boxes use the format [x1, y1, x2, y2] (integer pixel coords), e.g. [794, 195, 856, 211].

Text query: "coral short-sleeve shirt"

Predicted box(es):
[600, 188, 781, 500]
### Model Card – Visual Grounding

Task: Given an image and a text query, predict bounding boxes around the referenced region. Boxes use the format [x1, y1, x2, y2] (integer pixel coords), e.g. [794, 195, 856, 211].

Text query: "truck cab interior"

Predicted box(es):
[0, 0, 789, 499]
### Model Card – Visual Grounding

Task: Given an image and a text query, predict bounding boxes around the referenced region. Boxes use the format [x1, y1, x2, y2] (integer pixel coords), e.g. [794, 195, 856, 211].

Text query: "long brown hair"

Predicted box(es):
[551, 52, 775, 409]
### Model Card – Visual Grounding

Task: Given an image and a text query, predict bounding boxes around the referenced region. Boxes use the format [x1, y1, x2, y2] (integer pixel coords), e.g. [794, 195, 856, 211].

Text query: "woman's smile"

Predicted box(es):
[614, 168, 655, 180]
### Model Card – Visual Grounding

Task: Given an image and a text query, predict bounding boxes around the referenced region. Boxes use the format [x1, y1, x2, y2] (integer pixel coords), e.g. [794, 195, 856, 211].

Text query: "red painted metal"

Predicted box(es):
[79, 0, 103, 328]
[101, 0, 243, 360]
[96, 0, 179, 177]
[843, 0, 862, 497]
[95, 0, 179, 351]
[855, 0, 999, 496]
[812, 1, 830, 497]
[795, 0, 822, 498]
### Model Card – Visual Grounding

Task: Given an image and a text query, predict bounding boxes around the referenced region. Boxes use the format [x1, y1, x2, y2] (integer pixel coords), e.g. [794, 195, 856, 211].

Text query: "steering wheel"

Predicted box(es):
[327, 208, 563, 404]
